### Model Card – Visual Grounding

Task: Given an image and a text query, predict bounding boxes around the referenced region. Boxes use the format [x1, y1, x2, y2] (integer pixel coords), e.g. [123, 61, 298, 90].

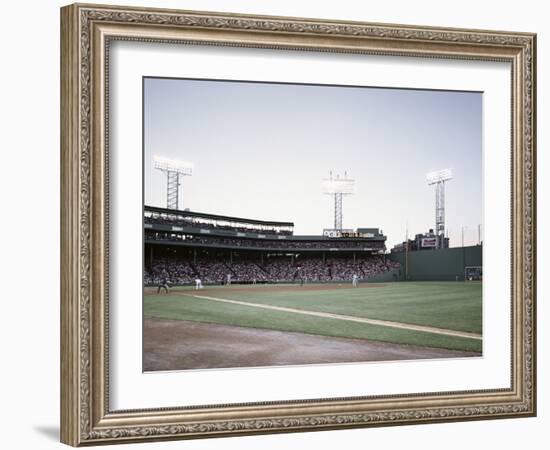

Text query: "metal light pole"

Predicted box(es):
[322, 171, 355, 230]
[426, 169, 453, 249]
[405, 222, 409, 281]
[153, 155, 194, 210]
[478, 224, 482, 245]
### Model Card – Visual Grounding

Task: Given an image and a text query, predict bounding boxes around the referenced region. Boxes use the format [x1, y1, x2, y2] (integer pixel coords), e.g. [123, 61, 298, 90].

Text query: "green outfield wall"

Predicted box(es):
[388, 245, 482, 281]
[365, 268, 402, 283]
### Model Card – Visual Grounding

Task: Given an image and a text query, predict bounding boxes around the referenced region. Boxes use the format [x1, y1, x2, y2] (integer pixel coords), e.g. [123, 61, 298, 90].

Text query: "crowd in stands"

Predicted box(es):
[193, 259, 230, 284]
[145, 215, 293, 236]
[144, 255, 400, 286]
[144, 257, 196, 285]
[144, 231, 385, 251]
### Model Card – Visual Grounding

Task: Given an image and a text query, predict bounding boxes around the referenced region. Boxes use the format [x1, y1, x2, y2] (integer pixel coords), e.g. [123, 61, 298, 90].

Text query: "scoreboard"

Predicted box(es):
[323, 229, 376, 238]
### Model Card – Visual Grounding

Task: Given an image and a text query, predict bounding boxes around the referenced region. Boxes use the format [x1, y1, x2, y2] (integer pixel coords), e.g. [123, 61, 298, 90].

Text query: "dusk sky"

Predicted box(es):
[144, 77, 482, 248]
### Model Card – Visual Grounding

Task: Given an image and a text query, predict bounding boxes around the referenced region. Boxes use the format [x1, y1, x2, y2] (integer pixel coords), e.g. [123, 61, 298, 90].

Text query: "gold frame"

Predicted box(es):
[60, 3, 536, 446]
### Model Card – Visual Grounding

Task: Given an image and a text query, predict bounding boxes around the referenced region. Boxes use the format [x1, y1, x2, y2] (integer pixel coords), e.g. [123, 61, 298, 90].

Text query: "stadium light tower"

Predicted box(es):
[153, 155, 194, 210]
[426, 168, 453, 249]
[322, 171, 355, 230]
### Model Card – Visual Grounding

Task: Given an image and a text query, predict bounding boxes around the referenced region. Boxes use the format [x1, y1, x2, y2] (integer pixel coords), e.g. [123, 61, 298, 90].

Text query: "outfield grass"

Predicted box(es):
[144, 282, 482, 353]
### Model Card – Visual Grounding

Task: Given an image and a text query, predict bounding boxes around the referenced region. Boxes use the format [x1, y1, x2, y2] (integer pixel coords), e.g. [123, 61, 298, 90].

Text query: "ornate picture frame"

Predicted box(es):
[60, 3, 536, 446]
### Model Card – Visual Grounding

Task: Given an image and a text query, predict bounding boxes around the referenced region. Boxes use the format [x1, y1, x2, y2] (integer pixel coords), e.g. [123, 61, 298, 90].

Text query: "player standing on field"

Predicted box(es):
[352, 273, 358, 287]
[195, 277, 203, 290]
[157, 275, 169, 294]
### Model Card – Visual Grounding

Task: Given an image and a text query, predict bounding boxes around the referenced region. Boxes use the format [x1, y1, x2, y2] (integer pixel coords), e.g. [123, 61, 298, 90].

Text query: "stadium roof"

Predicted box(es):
[144, 205, 294, 227]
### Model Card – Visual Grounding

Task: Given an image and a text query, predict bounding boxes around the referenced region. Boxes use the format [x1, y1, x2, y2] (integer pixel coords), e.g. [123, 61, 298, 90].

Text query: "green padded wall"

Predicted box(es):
[388, 245, 482, 281]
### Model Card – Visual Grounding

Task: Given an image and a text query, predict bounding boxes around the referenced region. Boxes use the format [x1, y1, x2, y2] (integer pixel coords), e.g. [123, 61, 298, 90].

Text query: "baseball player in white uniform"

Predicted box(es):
[195, 277, 203, 290]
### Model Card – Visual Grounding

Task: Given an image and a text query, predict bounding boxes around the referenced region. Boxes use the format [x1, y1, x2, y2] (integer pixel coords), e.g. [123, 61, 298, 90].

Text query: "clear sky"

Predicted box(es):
[144, 77, 482, 248]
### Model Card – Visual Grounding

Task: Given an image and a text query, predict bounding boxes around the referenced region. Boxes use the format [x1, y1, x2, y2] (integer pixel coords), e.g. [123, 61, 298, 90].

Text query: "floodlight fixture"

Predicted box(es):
[323, 171, 355, 230]
[426, 168, 453, 249]
[153, 155, 194, 175]
[322, 178, 355, 195]
[153, 155, 194, 210]
[426, 168, 453, 185]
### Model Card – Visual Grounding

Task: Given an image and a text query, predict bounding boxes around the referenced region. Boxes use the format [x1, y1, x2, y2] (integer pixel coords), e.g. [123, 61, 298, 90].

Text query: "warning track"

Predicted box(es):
[183, 293, 482, 341]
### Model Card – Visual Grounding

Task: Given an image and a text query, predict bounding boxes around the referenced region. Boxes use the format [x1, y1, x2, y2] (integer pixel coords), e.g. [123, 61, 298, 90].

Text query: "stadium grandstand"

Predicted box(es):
[144, 205, 399, 286]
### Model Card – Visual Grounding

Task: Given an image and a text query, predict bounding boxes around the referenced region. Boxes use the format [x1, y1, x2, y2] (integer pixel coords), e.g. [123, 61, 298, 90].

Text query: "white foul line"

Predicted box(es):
[182, 293, 482, 340]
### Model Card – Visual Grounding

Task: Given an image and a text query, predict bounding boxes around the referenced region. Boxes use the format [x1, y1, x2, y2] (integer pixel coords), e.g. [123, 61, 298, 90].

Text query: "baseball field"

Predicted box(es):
[143, 281, 482, 371]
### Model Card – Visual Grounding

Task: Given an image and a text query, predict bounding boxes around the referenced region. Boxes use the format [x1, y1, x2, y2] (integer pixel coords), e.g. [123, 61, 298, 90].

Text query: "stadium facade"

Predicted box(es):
[143, 205, 398, 286]
[391, 228, 450, 253]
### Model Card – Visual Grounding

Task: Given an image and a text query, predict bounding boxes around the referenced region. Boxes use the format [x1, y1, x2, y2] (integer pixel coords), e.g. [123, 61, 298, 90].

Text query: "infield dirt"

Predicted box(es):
[144, 282, 385, 296]
[144, 318, 480, 371]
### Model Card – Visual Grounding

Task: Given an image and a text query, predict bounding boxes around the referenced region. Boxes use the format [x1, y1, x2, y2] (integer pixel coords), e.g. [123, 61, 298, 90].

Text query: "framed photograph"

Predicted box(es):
[60, 3, 536, 446]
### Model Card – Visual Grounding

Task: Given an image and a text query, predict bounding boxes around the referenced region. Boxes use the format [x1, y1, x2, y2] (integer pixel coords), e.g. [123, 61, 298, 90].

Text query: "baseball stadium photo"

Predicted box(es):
[143, 77, 483, 371]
